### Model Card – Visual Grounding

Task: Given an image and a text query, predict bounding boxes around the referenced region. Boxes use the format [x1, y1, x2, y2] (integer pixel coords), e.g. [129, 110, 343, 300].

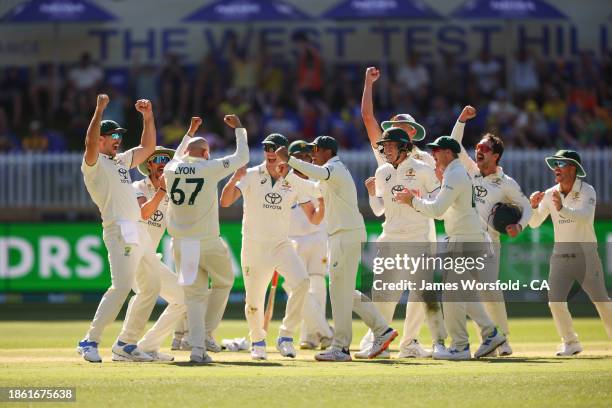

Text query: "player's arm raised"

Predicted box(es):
[220, 165, 246, 207]
[210, 114, 249, 178]
[361, 67, 382, 149]
[129, 99, 157, 167]
[84, 94, 109, 166]
[277, 147, 335, 182]
[451, 105, 479, 175]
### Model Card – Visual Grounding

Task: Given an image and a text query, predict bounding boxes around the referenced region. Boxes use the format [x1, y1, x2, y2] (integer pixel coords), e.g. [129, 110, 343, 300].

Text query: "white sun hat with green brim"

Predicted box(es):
[380, 113, 426, 141]
[545, 149, 586, 178]
[138, 146, 176, 176]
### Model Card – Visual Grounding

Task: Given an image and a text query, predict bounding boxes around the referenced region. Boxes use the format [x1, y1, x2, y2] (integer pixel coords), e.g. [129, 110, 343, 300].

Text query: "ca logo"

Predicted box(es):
[265, 192, 282, 205]
[118, 167, 128, 180]
[151, 210, 164, 222]
[475, 186, 488, 197]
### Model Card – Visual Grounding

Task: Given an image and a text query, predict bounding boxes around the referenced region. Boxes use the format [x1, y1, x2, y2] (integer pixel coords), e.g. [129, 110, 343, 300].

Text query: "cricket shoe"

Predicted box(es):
[498, 341, 513, 356]
[180, 339, 192, 351]
[111, 341, 153, 362]
[315, 347, 352, 362]
[300, 341, 317, 350]
[251, 341, 268, 360]
[556, 341, 583, 356]
[190, 347, 212, 363]
[398, 339, 432, 358]
[432, 341, 446, 356]
[276, 337, 297, 358]
[171, 337, 182, 351]
[206, 336, 223, 353]
[319, 335, 333, 350]
[368, 328, 398, 359]
[359, 330, 375, 350]
[77, 340, 102, 363]
[354, 347, 390, 359]
[474, 328, 507, 359]
[433, 345, 471, 360]
[148, 351, 174, 362]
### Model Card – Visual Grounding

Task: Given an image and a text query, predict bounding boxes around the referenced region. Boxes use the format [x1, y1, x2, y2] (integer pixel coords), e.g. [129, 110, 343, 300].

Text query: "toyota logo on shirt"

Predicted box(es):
[265, 193, 282, 204]
[151, 210, 164, 222]
[475, 186, 488, 197]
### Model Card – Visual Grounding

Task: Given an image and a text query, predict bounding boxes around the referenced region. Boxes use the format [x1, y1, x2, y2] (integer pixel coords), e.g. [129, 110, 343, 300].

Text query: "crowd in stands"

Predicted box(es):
[1, 31, 611, 154]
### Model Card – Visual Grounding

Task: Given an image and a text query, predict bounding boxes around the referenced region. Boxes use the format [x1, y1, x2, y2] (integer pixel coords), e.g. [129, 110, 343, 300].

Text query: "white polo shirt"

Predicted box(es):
[237, 163, 311, 244]
[451, 120, 532, 241]
[288, 156, 366, 238]
[529, 178, 597, 244]
[412, 159, 482, 238]
[81, 150, 141, 228]
[371, 155, 439, 242]
[164, 128, 249, 240]
[133, 177, 169, 248]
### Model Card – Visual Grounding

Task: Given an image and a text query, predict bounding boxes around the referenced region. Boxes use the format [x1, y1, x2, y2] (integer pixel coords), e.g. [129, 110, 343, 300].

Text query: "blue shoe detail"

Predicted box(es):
[78, 340, 98, 348]
[123, 344, 137, 354]
[483, 328, 498, 346]
[277, 337, 293, 345]
[252, 340, 266, 347]
[450, 345, 469, 354]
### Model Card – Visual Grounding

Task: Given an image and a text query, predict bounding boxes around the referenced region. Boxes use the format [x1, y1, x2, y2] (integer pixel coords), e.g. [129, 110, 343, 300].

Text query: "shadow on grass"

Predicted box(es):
[351, 359, 436, 366]
[171, 361, 283, 367]
[477, 355, 612, 363]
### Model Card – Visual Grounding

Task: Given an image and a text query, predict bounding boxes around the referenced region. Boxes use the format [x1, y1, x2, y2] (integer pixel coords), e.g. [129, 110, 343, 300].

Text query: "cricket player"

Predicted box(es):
[276, 136, 398, 362]
[529, 150, 612, 355]
[449, 105, 532, 356]
[164, 114, 249, 363]
[285, 140, 333, 350]
[395, 136, 506, 360]
[78, 94, 160, 363]
[220, 134, 325, 360]
[360, 66, 446, 358]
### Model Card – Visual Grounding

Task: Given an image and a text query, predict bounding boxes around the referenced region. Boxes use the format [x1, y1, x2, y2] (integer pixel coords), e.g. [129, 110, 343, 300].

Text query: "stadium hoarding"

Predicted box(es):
[1, 221, 612, 293]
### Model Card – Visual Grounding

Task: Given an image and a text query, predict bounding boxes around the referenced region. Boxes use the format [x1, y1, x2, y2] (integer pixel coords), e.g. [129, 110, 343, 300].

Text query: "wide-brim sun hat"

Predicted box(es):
[138, 146, 176, 176]
[545, 149, 586, 177]
[381, 113, 426, 141]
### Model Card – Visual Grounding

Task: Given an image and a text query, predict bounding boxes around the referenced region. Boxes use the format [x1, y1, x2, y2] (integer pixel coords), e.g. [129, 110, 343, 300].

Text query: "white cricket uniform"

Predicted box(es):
[236, 164, 312, 343]
[288, 186, 333, 344]
[164, 129, 248, 350]
[81, 150, 161, 345]
[288, 156, 389, 350]
[451, 120, 533, 336]
[130, 177, 185, 352]
[412, 158, 496, 350]
[529, 179, 612, 343]
[368, 151, 447, 348]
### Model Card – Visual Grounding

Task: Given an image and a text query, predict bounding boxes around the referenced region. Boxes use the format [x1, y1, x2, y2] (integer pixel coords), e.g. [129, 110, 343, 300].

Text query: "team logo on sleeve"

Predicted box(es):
[264, 192, 282, 209]
[223, 159, 230, 168]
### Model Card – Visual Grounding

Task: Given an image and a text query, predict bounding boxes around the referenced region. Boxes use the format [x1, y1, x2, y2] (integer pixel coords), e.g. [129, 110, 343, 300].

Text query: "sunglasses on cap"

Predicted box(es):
[476, 142, 493, 153]
[550, 160, 570, 169]
[263, 144, 278, 153]
[149, 155, 170, 164]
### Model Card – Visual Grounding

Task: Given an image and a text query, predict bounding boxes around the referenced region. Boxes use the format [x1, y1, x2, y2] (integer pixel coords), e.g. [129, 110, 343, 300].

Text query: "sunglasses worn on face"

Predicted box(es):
[103, 132, 122, 140]
[263, 144, 277, 152]
[551, 160, 570, 169]
[149, 155, 170, 164]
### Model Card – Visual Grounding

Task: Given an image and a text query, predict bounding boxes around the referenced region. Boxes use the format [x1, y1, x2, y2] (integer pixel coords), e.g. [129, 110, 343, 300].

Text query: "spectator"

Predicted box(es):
[470, 49, 501, 97]
[396, 52, 430, 94]
[158, 52, 189, 123]
[263, 104, 299, 140]
[22, 121, 49, 152]
[0, 108, 19, 152]
[0, 67, 26, 126]
[488, 89, 519, 138]
[515, 100, 549, 148]
[29, 63, 61, 121]
[68, 53, 103, 93]
[293, 32, 324, 101]
[513, 49, 540, 96]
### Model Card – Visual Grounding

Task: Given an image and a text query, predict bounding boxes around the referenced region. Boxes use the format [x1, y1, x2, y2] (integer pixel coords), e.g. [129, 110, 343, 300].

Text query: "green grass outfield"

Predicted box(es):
[1, 318, 611, 408]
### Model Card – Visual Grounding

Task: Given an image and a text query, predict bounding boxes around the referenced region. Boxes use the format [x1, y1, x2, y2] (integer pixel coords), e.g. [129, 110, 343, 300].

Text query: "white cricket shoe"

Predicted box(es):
[171, 337, 182, 351]
[315, 348, 352, 362]
[474, 328, 507, 359]
[148, 351, 175, 362]
[398, 339, 432, 358]
[111, 341, 153, 362]
[359, 330, 375, 350]
[190, 347, 212, 363]
[498, 341, 513, 356]
[251, 341, 268, 360]
[206, 336, 222, 353]
[368, 328, 398, 359]
[433, 345, 471, 360]
[276, 337, 297, 358]
[77, 340, 102, 363]
[432, 341, 446, 356]
[180, 339, 192, 351]
[354, 347, 390, 359]
[319, 335, 333, 350]
[556, 341, 583, 356]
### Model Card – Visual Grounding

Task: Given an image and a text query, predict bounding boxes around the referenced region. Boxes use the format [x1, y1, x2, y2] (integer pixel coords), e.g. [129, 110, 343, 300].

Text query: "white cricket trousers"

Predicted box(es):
[443, 234, 496, 350]
[242, 239, 310, 343]
[328, 229, 389, 350]
[85, 223, 160, 344]
[173, 237, 234, 350]
[548, 246, 612, 343]
[479, 242, 510, 337]
[372, 234, 447, 349]
[290, 232, 333, 343]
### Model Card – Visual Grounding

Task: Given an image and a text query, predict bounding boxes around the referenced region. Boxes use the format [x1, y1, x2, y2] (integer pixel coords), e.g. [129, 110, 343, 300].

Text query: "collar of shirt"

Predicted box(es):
[556, 178, 582, 197]
[100, 153, 116, 161]
[325, 156, 341, 166]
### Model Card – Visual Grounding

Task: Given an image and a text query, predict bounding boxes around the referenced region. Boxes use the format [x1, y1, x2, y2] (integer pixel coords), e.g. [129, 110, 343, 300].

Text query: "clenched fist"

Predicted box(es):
[459, 105, 477, 122]
[135, 99, 152, 115]
[365, 67, 380, 84]
[188, 116, 203, 136]
[365, 177, 376, 196]
[96, 94, 109, 110]
[224, 114, 242, 129]
[530, 191, 545, 209]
